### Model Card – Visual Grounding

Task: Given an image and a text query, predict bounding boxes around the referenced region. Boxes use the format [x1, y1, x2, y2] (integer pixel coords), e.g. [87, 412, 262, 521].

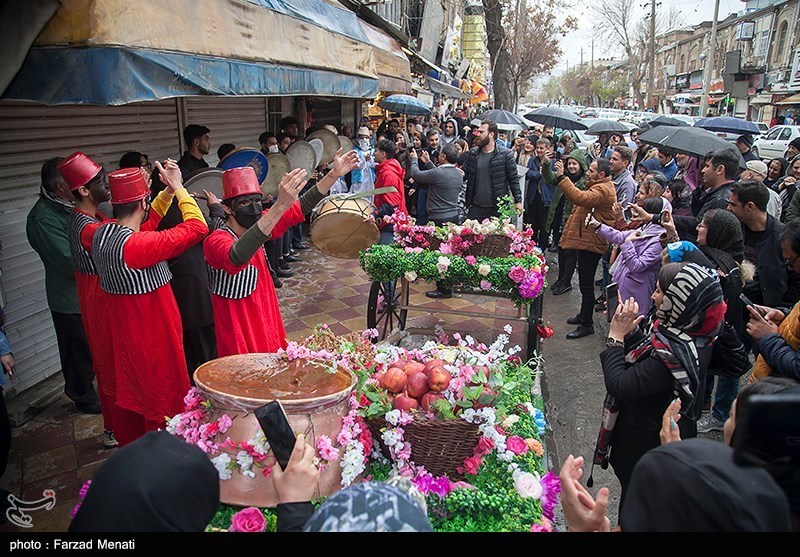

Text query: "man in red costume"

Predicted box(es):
[92, 161, 207, 446]
[204, 149, 358, 356]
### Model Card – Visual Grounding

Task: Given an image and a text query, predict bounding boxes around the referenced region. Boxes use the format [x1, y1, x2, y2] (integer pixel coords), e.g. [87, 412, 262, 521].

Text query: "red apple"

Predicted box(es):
[403, 361, 426, 375]
[393, 392, 419, 411]
[406, 371, 430, 399]
[423, 359, 447, 376]
[473, 386, 497, 409]
[427, 366, 452, 392]
[421, 391, 446, 411]
[380, 367, 407, 393]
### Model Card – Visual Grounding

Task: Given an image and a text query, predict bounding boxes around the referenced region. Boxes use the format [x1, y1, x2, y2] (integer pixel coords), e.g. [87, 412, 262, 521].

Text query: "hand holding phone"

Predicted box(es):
[270, 433, 321, 504]
[254, 401, 296, 470]
[606, 283, 619, 323]
[740, 293, 767, 319]
[622, 207, 633, 222]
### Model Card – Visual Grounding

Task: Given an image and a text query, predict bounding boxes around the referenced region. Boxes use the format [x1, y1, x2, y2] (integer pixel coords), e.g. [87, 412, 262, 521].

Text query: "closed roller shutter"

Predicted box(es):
[0, 99, 180, 394]
[185, 97, 268, 166]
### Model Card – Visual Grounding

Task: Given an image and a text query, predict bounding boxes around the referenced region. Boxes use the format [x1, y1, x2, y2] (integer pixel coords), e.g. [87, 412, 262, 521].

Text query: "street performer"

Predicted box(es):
[92, 160, 207, 446]
[204, 149, 359, 356]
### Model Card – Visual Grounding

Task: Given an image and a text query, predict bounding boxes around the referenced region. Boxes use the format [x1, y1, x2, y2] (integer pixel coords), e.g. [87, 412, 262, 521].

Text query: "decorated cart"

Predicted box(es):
[359, 201, 551, 359]
[167, 326, 558, 532]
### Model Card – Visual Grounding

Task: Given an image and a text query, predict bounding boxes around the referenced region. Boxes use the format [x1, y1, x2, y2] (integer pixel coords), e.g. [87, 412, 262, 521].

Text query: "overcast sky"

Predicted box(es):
[556, 0, 740, 72]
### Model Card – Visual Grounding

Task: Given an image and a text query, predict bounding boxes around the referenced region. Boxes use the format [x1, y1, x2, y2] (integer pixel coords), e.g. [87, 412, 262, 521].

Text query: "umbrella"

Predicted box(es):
[470, 109, 528, 131]
[693, 116, 760, 135]
[638, 126, 747, 169]
[523, 106, 587, 131]
[585, 119, 631, 136]
[378, 94, 431, 116]
[649, 115, 691, 128]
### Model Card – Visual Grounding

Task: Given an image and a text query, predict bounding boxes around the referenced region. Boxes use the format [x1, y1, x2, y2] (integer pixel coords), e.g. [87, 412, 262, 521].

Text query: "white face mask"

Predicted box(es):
[268, 145, 280, 153]
[358, 138, 371, 150]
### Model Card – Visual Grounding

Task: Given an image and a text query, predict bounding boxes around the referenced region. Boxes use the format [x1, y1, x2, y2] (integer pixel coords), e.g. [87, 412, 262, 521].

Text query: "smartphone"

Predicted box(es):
[733, 393, 800, 468]
[623, 207, 633, 222]
[740, 293, 767, 318]
[606, 282, 619, 323]
[254, 401, 296, 470]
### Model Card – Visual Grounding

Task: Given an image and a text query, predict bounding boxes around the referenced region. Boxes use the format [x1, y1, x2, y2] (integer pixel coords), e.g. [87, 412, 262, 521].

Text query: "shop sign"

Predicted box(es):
[689, 70, 704, 90]
[675, 73, 690, 89]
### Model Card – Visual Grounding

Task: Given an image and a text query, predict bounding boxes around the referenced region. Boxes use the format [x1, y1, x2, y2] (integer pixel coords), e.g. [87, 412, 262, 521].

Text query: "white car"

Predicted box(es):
[753, 125, 800, 160]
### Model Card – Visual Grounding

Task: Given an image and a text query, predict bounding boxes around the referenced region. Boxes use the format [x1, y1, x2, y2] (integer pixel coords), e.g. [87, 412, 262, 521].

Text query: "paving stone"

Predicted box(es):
[23, 445, 77, 484]
[12, 419, 73, 455]
[72, 414, 105, 442]
[23, 469, 81, 504]
[74, 437, 116, 468]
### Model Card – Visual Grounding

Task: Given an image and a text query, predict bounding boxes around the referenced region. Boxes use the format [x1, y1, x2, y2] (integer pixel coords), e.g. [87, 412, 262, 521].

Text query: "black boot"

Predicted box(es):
[566, 325, 594, 339]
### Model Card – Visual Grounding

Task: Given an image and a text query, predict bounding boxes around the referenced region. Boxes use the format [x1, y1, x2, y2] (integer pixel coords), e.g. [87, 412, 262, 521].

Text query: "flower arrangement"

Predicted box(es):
[200, 327, 558, 532]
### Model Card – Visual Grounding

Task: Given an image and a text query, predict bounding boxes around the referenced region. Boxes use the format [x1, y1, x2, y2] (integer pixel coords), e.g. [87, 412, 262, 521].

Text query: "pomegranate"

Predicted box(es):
[427, 366, 452, 392]
[420, 391, 446, 411]
[379, 367, 407, 393]
[406, 371, 430, 399]
[393, 392, 419, 411]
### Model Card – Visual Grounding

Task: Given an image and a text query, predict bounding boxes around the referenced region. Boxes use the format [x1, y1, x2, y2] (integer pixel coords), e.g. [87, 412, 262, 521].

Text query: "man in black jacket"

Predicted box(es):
[463, 120, 522, 220]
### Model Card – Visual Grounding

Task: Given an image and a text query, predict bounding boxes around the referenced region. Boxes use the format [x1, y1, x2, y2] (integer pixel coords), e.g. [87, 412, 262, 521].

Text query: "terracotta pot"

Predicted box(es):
[193, 353, 357, 508]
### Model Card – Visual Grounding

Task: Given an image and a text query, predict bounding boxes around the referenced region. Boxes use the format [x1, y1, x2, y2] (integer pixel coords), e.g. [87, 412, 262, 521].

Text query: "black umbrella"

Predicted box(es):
[523, 106, 588, 131]
[637, 126, 747, 169]
[471, 109, 529, 131]
[586, 119, 630, 136]
[649, 115, 691, 128]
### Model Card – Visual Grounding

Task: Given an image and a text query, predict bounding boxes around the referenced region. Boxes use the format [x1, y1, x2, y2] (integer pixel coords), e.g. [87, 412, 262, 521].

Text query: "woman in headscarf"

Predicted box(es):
[663, 179, 693, 216]
[764, 157, 788, 190]
[587, 197, 668, 316]
[69, 431, 219, 531]
[598, 262, 725, 511]
[777, 156, 800, 221]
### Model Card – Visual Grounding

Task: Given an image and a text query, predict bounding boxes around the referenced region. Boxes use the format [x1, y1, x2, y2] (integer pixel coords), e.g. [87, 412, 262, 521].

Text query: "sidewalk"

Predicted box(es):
[0, 241, 530, 532]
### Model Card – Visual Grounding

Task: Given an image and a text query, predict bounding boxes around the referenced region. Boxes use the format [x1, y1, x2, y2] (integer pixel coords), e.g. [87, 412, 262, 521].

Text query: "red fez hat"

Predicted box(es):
[58, 151, 102, 191]
[108, 168, 150, 204]
[222, 167, 262, 200]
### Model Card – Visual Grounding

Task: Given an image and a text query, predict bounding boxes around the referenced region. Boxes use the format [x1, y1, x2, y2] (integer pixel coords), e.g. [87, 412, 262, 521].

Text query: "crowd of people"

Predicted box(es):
[2, 102, 799, 532]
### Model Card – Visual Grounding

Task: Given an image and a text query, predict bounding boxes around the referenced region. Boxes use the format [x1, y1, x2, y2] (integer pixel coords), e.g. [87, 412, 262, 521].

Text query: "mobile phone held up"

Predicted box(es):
[623, 206, 634, 222]
[254, 401, 296, 471]
[606, 282, 619, 323]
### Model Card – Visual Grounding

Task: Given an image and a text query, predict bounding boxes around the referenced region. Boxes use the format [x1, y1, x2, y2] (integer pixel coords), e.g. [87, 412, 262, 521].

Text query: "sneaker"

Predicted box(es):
[697, 414, 725, 433]
[100, 430, 118, 449]
[551, 283, 572, 296]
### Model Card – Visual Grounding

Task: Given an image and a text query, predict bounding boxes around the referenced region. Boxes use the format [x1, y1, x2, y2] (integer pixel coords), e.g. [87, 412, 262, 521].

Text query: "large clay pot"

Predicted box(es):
[193, 353, 356, 508]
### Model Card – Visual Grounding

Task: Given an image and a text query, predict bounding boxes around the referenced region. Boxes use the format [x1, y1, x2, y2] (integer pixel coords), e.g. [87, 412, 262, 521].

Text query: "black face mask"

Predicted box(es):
[233, 201, 262, 229]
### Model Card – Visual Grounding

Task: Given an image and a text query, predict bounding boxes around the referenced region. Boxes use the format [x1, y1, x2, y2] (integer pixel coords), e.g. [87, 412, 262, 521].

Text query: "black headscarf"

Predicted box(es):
[69, 431, 219, 532]
[621, 438, 791, 532]
[764, 157, 787, 189]
[702, 208, 744, 270]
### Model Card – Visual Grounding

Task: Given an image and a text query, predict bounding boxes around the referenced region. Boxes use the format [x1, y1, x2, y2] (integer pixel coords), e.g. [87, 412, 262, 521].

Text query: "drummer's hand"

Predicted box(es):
[332, 148, 360, 177]
[273, 168, 308, 211]
[155, 159, 182, 192]
[203, 189, 220, 207]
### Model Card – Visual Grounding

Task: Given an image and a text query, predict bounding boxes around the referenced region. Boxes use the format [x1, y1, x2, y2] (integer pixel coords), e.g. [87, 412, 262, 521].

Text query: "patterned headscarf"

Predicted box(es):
[303, 481, 432, 532]
[628, 263, 726, 414]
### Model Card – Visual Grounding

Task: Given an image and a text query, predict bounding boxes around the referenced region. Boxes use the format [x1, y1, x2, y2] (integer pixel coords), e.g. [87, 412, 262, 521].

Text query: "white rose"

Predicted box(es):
[513, 472, 543, 499]
[404, 271, 418, 282]
[502, 414, 520, 428]
[477, 264, 491, 277]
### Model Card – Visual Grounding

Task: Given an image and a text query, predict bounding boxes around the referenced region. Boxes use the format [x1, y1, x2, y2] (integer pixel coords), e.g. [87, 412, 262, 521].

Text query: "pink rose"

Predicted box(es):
[458, 454, 483, 476]
[479, 280, 492, 291]
[530, 517, 553, 532]
[229, 507, 267, 532]
[475, 436, 495, 455]
[508, 265, 527, 283]
[513, 472, 543, 499]
[465, 255, 477, 265]
[506, 435, 529, 455]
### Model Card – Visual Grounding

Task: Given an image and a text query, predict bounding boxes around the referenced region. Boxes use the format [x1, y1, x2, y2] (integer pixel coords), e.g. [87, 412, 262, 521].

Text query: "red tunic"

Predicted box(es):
[204, 202, 303, 356]
[103, 217, 207, 425]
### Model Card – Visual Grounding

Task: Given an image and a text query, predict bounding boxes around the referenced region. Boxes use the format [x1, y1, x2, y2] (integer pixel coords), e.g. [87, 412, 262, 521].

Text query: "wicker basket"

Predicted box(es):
[368, 415, 481, 479]
[465, 234, 513, 259]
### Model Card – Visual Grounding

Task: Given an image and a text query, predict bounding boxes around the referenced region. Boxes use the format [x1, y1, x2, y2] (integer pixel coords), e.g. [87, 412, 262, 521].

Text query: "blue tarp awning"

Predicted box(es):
[3, 46, 379, 105]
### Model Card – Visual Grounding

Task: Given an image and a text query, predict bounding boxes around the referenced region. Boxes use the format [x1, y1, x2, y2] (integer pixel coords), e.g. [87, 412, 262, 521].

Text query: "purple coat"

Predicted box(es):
[596, 223, 665, 315]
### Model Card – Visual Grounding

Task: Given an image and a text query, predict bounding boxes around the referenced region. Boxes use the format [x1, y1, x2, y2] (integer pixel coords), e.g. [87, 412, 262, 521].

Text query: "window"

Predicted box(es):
[766, 128, 781, 140]
[680, 54, 686, 73]
[780, 127, 792, 141]
[775, 21, 788, 64]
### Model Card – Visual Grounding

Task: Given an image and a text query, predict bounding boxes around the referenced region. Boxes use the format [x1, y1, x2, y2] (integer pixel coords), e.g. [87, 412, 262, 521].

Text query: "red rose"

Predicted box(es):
[537, 324, 555, 339]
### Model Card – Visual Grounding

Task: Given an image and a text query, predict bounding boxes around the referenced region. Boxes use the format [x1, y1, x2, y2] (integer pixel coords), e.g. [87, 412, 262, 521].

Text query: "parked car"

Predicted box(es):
[753, 125, 800, 160]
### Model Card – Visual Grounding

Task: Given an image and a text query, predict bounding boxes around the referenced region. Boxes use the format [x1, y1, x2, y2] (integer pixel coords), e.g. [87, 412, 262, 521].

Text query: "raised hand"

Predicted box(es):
[155, 159, 183, 192]
[609, 297, 643, 341]
[612, 201, 623, 221]
[558, 455, 611, 532]
[274, 168, 308, 210]
[585, 212, 601, 231]
[626, 203, 653, 224]
[419, 150, 431, 165]
[659, 399, 682, 445]
[202, 189, 220, 207]
[554, 160, 564, 177]
[332, 148, 360, 177]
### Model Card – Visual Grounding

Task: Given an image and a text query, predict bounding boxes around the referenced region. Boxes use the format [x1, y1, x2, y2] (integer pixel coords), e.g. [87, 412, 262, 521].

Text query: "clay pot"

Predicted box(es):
[193, 353, 356, 508]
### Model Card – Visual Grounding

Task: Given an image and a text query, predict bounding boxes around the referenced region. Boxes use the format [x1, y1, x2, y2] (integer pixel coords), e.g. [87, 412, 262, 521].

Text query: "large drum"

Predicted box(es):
[310, 194, 380, 259]
[193, 353, 357, 508]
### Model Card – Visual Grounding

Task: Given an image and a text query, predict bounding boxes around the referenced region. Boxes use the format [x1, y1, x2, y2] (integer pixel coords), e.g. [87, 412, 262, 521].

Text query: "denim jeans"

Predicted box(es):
[711, 375, 739, 421]
[417, 186, 429, 225]
[291, 224, 303, 247]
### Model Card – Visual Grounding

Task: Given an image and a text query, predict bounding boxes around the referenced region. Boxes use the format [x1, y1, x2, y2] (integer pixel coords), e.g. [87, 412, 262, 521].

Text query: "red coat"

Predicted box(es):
[374, 158, 407, 218]
[204, 202, 303, 356]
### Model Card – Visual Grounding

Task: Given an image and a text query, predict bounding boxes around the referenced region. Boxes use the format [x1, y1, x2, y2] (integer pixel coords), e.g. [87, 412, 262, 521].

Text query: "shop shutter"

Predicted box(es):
[185, 97, 269, 166]
[0, 99, 180, 394]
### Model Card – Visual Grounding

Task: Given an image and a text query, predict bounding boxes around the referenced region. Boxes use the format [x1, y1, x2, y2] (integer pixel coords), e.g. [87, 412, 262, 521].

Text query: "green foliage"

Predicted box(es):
[430, 397, 456, 420]
[207, 505, 278, 532]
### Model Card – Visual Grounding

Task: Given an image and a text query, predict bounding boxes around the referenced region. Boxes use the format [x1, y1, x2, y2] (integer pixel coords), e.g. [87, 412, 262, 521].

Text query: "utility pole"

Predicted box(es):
[699, 0, 721, 117]
[591, 37, 594, 70]
[647, 0, 656, 110]
[580, 47, 584, 67]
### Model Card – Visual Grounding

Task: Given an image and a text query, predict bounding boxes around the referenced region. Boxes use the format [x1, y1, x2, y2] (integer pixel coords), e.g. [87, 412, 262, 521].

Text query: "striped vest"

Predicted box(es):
[207, 227, 259, 299]
[67, 211, 97, 275]
[92, 223, 172, 295]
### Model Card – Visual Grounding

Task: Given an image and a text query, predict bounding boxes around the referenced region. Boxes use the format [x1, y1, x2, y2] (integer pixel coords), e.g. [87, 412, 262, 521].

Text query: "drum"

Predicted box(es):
[285, 140, 318, 175]
[218, 147, 269, 185]
[306, 128, 340, 165]
[263, 153, 291, 198]
[310, 194, 380, 259]
[183, 167, 223, 216]
[338, 135, 353, 153]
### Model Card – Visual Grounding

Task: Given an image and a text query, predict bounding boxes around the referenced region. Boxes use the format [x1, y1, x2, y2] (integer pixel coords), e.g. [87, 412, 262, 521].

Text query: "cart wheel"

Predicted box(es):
[526, 295, 543, 361]
[367, 281, 405, 342]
